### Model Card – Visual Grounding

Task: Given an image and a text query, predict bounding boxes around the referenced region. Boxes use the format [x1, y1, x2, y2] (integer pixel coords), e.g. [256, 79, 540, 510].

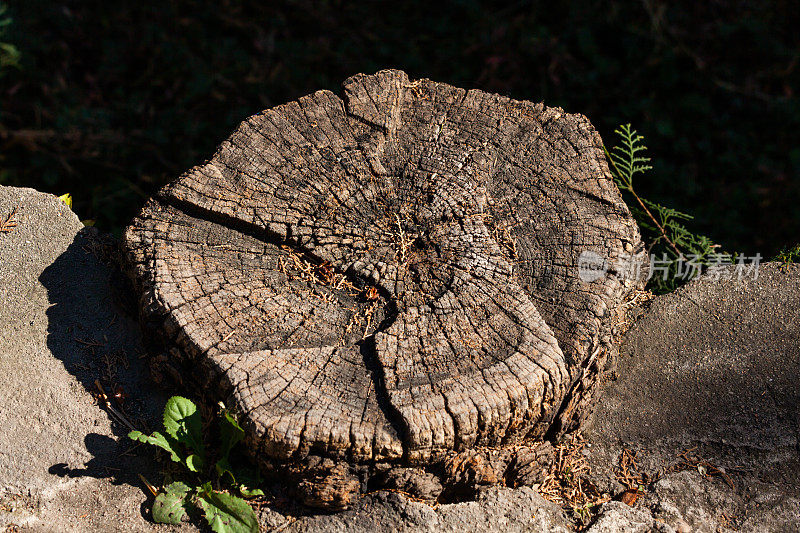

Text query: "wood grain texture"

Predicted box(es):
[124, 70, 644, 472]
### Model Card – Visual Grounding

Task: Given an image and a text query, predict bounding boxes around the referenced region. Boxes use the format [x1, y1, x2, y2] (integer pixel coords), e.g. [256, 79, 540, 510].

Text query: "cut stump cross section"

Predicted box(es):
[124, 69, 645, 501]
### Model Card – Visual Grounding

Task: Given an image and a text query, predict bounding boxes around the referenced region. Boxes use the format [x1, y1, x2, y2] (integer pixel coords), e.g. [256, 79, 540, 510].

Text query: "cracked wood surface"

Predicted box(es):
[124, 69, 644, 466]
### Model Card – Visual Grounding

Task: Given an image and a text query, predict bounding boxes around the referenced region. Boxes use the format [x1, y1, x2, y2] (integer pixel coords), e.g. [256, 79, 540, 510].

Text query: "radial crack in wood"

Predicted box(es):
[124, 70, 645, 493]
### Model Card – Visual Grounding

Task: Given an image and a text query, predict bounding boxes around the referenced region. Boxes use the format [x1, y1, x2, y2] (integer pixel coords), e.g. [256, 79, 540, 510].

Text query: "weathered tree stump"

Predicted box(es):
[124, 69, 645, 508]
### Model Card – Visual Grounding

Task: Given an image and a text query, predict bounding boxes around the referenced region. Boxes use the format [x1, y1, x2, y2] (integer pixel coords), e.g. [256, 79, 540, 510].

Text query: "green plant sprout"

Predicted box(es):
[57, 193, 73, 209]
[773, 243, 800, 267]
[129, 396, 261, 533]
[57, 192, 95, 226]
[606, 124, 725, 293]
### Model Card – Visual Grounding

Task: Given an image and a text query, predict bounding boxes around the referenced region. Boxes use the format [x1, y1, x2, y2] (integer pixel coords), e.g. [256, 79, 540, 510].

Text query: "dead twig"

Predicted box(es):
[0, 206, 18, 234]
[672, 447, 736, 490]
[137, 473, 158, 497]
[537, 433, 610, 526]
[94, 380, 137, 433]
[75, 337, 105, 347]
[615, 448, 655, 490]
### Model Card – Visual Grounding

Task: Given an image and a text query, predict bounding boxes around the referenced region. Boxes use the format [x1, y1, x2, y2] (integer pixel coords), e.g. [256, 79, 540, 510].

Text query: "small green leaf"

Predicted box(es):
[197, 486, 259, 533]
[186, 453, 205, 473]
[128, 430, 182, 463]
[219, 411, 244, 462]
[216, 410, 245, 481]
[232, 468, 264, 499]
[162, 396, 205, 458]
[216, 457, 234, 482]
[238, 485, 265, 498]
[152, 481, 191, 525]
[57, 193, 72, 209]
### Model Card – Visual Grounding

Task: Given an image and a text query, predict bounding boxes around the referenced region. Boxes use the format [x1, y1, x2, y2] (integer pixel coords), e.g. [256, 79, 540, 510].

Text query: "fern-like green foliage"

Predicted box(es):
[607, 124, 653, 192]
[773, 244, 800, 266]
[606, 124, 725, 294]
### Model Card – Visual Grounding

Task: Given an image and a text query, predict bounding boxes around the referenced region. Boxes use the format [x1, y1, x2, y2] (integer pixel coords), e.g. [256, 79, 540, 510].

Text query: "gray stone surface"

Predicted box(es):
[288, 487, 571, 533]
[0, 186, 188, 532]
[585, 501, 674, 533]
[585, 264, 800, 532]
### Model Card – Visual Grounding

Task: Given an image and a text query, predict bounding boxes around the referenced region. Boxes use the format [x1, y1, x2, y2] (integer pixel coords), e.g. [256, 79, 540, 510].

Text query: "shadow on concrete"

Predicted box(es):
[39, 229, 168, 487]
[585, 263, 800, 501]
[49, 434, 133, 481]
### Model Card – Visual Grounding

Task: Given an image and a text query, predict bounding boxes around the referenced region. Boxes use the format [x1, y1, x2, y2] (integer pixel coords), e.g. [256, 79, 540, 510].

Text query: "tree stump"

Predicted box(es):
[124, 69, 645, 508]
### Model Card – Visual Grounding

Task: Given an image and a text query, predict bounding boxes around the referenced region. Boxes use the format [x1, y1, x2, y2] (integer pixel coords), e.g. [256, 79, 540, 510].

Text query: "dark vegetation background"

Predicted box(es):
[0, 0, 798, 256]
